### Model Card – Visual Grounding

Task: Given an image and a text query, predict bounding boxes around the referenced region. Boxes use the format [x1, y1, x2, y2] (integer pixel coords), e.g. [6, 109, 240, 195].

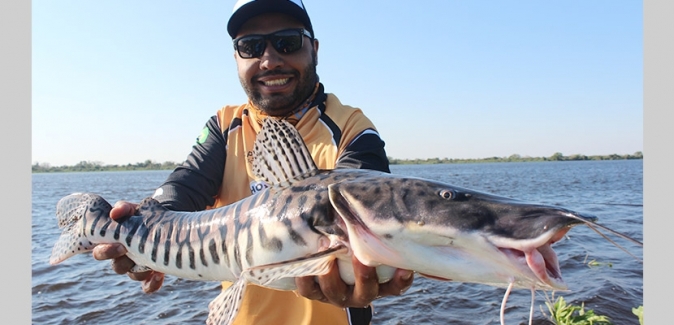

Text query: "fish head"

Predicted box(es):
[327, 174, 597, 291]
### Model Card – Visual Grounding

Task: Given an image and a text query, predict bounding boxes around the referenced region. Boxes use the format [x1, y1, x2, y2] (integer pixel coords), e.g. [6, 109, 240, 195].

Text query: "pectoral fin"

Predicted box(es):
[206, 245, 348, 325]
[207, 278, 247, 325]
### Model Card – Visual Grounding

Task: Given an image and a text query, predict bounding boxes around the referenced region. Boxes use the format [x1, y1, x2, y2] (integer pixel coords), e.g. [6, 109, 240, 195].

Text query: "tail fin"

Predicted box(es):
[49, 193, 110, 265]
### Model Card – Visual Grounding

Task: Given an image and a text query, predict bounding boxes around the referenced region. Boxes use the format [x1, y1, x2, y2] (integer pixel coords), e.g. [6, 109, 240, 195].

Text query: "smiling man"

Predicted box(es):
[233, 13, 318, 116]
[92, 0, 414, 324]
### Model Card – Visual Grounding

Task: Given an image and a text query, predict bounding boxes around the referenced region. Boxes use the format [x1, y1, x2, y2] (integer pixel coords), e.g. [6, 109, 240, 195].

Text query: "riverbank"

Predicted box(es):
[32, 152, 643, 173]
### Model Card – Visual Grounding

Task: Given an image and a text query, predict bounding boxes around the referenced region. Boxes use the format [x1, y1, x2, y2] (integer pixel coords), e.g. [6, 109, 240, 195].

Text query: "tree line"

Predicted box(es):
[388, 151, 643, 165]
[32, 151, 643, 173]
[32, 159, 182, 173]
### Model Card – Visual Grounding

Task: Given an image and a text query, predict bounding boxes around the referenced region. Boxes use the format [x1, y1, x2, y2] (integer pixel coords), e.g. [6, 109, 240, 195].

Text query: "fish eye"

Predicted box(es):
[439, 189, 454, 199]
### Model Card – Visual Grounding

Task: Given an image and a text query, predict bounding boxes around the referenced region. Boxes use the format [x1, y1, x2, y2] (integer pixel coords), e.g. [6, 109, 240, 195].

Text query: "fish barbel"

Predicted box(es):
[49, 118, 642, 325]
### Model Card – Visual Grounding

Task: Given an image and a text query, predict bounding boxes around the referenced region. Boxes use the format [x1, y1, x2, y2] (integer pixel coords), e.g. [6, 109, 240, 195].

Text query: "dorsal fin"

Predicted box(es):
[252, 118, 319, 187]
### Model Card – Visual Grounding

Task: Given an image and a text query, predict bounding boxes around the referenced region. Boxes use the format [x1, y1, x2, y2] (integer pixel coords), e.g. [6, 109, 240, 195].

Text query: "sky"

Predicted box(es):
[31, 0, 643, 166]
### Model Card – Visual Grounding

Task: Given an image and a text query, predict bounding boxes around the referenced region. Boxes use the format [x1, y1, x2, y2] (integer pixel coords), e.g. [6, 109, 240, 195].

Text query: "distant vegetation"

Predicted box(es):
[388, 151, 643, 165]
[32, 159, 183, 173]
[32, 152, 643, 173]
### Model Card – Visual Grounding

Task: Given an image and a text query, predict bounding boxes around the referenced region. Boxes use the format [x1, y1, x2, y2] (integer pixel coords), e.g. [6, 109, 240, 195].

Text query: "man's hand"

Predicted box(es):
[91, 201, 165, 294]
[294, 255, 414, 307]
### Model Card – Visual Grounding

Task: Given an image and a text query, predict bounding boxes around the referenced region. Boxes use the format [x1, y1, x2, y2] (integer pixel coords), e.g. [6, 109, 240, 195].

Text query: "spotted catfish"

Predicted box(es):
[49, 118, 641, 325]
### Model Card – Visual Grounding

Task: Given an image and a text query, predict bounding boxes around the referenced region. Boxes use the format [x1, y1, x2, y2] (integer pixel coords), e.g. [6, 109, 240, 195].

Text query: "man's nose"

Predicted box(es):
[258, 41, 285, 70]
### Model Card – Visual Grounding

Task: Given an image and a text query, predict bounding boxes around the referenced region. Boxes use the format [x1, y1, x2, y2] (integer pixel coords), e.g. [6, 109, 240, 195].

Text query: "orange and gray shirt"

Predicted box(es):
[153, 84, 389, 325]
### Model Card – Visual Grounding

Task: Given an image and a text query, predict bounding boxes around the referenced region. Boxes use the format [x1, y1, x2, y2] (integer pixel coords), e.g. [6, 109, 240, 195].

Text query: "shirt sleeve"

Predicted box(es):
[152, 115, 227, 211]
[335, 129, 390, 173]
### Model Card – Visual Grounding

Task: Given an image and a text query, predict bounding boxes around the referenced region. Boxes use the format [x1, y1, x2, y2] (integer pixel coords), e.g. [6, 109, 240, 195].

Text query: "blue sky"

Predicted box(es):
[32, 1, 643, 166]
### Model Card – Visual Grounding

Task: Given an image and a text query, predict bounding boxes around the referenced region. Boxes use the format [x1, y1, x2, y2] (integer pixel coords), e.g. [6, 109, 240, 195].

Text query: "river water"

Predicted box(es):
[31, 160, 643, 324]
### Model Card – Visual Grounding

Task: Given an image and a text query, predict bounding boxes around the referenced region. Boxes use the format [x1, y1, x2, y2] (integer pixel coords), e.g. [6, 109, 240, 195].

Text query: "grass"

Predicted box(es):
[542, 293, 644, 325]
[583, 255, 613, 268]
[543, 293, 612, 325]
[540, 256, 642, 325]
[632, 305, 643, 325]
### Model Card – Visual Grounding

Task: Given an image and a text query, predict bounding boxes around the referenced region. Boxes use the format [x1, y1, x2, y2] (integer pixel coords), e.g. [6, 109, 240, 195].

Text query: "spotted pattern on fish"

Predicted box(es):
[253, 117, 318, 187]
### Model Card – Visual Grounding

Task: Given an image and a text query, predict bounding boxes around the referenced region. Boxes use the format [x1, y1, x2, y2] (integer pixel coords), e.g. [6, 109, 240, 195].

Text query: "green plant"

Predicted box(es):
[583, 254, 613, 268]
[543, 294, 612, 325]
[632, 305, 643, 325]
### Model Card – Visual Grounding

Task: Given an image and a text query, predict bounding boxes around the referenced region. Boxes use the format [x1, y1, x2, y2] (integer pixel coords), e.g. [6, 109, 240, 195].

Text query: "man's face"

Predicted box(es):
[234, 13, 319, 116]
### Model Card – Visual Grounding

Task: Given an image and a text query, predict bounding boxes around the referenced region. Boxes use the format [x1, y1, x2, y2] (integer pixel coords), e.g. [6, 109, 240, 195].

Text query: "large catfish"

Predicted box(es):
[49, 118, 642, 325]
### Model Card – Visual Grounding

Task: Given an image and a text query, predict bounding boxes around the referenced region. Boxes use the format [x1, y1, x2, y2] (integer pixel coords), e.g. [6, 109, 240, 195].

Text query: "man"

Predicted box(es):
[92, 0, 414, 324]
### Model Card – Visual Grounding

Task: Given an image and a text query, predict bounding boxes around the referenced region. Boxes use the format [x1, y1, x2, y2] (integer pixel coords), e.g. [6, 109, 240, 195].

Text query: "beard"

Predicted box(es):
[241, 55, 318, 116]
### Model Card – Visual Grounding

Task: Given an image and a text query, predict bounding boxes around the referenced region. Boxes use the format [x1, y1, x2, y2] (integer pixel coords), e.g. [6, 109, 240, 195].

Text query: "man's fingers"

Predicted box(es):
[378, 269, 414, 297]
[140, 272, 164, 293]
[294, 276, 327, 302]
[110, 201, 138, 221]
[315, 261, 349, 306]
[111, 256, 136, 274]
[126, 270, 153, 281]
[91, 243, 133, 274]
[90, 202, 164, 295]
[92, 243, 127, 260]
[346, 256, 379, 306]
[124, 270, 164, 293]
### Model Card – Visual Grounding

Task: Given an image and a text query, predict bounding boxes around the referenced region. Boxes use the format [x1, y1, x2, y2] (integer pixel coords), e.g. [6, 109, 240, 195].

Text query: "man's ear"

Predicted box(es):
[312, 38, 319, 65]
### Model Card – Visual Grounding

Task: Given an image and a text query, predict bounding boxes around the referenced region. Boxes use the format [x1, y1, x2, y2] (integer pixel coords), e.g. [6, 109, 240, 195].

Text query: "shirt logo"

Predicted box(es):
[197, 127, 209, 144]
[250, 180, 269, 194]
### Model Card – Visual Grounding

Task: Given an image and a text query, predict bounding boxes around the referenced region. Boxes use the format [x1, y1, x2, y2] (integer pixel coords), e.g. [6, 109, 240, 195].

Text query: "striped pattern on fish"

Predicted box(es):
[49, 173, 395, 289]
[49, 118, 642, 325]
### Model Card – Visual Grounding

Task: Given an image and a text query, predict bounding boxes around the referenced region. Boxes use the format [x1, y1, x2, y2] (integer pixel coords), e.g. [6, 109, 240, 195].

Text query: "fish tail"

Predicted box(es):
[49, 193, 108, 265]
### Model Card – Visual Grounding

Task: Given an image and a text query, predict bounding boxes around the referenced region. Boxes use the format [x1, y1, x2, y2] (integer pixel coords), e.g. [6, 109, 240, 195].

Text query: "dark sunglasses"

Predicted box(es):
[233, 28, 313, 59]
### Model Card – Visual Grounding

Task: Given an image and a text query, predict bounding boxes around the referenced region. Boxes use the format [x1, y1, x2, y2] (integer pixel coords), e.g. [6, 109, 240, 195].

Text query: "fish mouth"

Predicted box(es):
[487, 212, 587, 290]
[495, 233, 568, 290]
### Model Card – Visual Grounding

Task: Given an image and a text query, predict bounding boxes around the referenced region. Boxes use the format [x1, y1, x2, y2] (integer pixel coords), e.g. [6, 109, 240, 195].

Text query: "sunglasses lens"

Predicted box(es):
[236, 36, 266, 58]
[270, 30, 303, 54]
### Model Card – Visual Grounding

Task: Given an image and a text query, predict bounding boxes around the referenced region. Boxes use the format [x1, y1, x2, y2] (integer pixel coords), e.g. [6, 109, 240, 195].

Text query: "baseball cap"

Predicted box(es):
[227, 0, 314, 39]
